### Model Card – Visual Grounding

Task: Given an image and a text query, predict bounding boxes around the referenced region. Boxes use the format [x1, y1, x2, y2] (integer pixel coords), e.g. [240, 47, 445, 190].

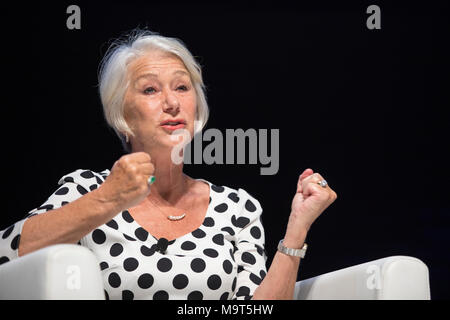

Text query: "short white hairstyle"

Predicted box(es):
[98, 29, 209, 152]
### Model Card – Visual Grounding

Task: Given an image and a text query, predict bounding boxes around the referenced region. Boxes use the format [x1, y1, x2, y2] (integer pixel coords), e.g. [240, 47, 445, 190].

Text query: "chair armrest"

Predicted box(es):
[294, 255, 430, 300]
[0, 244, 105, 299]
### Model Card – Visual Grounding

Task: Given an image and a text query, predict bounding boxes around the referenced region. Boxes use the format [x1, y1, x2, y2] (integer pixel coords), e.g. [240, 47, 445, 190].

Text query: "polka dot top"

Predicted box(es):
[0, 169, 268, 300]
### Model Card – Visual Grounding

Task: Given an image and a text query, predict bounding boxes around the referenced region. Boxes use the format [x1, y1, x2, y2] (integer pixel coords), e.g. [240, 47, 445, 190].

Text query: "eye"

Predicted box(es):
[143, 87, 156, 94]
[176, 85, 189, 91]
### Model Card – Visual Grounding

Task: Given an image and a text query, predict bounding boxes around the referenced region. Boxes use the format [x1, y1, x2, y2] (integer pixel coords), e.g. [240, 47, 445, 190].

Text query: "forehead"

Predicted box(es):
[128, 51, 189, 79]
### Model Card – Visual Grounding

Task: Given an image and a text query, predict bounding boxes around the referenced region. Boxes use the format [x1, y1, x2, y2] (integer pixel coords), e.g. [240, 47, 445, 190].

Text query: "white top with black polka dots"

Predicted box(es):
[0, 169, 267, 300]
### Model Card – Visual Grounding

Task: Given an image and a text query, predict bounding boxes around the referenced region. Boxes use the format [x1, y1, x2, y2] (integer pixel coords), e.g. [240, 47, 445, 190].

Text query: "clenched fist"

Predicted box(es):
[97, 152, 155, 212]
[283, 168, 337, 248]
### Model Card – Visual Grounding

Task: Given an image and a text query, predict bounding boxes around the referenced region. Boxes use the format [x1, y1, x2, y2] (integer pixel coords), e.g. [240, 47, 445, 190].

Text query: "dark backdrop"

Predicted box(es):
[2, 1, 449, 299]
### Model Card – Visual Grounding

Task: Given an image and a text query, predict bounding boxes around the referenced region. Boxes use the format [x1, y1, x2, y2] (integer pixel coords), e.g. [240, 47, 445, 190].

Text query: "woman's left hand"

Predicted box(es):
[283, 168, 337, 247]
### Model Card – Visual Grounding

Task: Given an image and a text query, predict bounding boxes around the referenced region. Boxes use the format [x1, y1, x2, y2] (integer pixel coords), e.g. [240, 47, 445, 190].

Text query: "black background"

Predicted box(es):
[2, 1, 449, 299]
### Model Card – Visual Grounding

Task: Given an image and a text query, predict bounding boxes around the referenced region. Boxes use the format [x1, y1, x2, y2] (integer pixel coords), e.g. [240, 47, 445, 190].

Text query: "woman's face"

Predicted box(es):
[123, 50, 197, 151]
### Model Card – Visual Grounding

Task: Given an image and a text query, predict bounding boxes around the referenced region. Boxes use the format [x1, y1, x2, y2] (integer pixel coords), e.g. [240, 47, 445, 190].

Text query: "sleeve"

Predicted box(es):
[0, 169, 108, 265]
[231, 188, 268, 300]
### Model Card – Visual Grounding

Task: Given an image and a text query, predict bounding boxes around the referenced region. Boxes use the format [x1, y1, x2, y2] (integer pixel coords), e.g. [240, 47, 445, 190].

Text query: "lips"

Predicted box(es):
[160, 119, 187, 131]
[160, 119, 187, 126]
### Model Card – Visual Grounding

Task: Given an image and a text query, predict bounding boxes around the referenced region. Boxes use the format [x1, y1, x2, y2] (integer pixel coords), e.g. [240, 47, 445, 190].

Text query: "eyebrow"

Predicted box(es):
[135, 70, 190, 81]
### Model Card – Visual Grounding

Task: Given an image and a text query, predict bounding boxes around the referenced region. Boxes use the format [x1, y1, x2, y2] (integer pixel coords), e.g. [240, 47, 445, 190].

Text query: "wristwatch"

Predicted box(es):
[277, 239, 308, 258]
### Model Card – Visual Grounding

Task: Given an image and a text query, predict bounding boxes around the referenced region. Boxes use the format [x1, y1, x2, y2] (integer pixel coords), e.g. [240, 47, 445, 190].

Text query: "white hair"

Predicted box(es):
[98, 29, 209, 152]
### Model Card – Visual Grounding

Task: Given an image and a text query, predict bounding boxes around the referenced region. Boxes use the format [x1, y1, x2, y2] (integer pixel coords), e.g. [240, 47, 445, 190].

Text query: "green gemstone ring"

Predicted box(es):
[148, 175, 156, 185]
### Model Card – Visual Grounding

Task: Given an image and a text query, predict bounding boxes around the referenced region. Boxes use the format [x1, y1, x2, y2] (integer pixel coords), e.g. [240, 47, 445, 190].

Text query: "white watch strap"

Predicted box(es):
[277, 239, 308, 258]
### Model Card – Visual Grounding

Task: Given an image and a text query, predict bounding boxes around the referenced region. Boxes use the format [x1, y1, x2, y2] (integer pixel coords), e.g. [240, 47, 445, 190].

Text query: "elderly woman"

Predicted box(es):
[0, 30, 336, 300]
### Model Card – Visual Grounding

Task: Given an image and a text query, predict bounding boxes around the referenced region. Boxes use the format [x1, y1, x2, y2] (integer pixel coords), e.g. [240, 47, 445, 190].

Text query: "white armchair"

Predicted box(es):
[0, 244, 430, 300]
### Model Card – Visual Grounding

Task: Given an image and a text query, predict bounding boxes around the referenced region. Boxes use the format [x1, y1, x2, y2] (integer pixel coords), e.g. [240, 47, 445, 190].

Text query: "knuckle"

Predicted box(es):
[137, 151, 151, 161]
[317, 189, 330, 200]
[119, 155, 131, 166]
[129, 165, 138, 174]
[332, 191, 338, 201]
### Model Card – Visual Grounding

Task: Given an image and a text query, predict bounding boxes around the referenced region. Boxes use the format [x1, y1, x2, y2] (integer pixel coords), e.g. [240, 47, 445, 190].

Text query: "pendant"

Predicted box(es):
[168, 213, 186, 221]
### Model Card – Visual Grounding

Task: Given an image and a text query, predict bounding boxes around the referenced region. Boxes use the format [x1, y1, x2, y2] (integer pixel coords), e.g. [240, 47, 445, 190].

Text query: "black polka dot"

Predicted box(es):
[203, 248, 218, 258]
[260, 270, 267, 279]
[153, 290, 169, 300]
[173, 274, 189, 289]
[76, 185, 88, 195]
[104, 290, 109, 300]
[236, 286, 251, 297]
[0, 256, 10, 265]
[80, 170, 95, 178]
[122, 211, 134, 223]
[212, 234, 224, 246]
[157, 258, 172, 272]
[250, 226, 261, 239]
[92, 229, 106, 244]
[61, 201, 69, 206]
[134, 227, 148, 241]
[232, 277, 237, 291]
[96, 176, 103, 184]
[108, 272, 121, 288]
[211, 185, 225, 193]
[214, 203, 228, 213]
[137, 273, 154, 289]
[187, 291, 203, 300]
[221, 226, 235, 236]
[237, 265, 244, 273]
[99, 261, 109, 270]
[203, 217, 215, 227]
[122, 290, 134, 300]
[55, 187, 69, 195]
[207, 274, 222, 290]
[255, 244, 265, 256]
[190, 258, 206, 273]
[89, 184, 98, 191]
[209, 197, 211, 204]
[140, 245, 155, 257]
[223, 260, 233, 274]
[250, 273, 263, 285]
[10, 234, 20, 251]
[220, 292, 229, 300]
[228, 192, 240, 203]
[191, 228, 206, 238]
[231, 215, 250, 228]
[123, 233, 136, 241]
[123, 257, 139, 272]
[2, 225, 14, 239]
[242, 252, 256, 265]
[181, 241, 196, 250]
[63, 176, 74, 183]
[245, 199, 257, 212]
[106, 219, 118, 230]
[110, 243, 123, 257]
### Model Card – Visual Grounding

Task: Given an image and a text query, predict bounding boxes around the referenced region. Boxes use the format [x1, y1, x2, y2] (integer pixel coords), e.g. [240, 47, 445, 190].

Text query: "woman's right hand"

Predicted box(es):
[96, 152, 155, 212]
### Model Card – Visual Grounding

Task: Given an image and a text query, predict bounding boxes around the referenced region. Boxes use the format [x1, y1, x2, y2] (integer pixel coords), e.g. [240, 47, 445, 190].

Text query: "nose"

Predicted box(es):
[162, 88, 180, 114]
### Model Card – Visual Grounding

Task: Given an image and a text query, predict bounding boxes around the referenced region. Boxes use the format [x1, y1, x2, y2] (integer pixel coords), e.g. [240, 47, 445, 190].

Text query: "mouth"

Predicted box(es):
[160, 119, 187, 131]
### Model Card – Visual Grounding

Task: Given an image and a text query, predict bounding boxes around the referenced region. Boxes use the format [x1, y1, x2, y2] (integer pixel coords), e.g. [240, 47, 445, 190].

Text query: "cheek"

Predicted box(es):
[182, 92, 198, 115]
[124, 96, 161, 130]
